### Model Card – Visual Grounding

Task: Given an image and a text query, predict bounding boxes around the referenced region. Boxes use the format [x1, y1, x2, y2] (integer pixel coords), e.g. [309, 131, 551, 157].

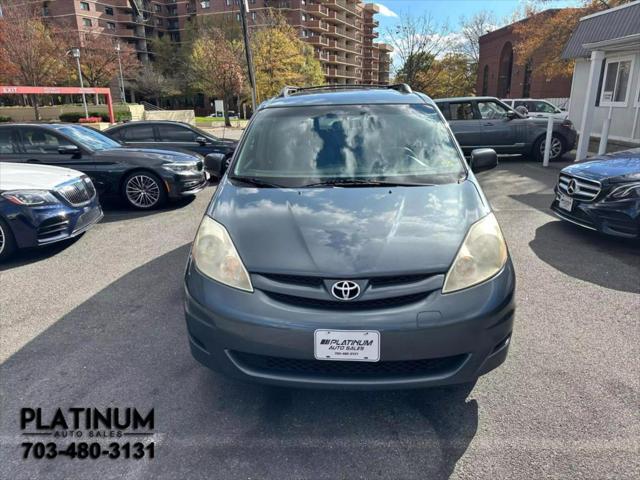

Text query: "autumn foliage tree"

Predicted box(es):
[0, 5, 69, 119]
[512, 0, 632, 79]
[74, 32, 140, 103]
[189, 28, 244, 126]
[251, 15, 324, 102]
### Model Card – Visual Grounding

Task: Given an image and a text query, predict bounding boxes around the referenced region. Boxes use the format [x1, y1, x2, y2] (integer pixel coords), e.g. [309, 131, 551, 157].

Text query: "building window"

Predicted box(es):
[497, 42, 513, 98]
[482, 65, 489, 96]
[154, 4, 161, 12]
[226, 0, 231, 5]
[522, 59, 533, 97]
[104, 6, 113, 15]
[600, 56, 634, 107]
[251, 11, 256, 21]
[201, 0, 210, 7]
[80, 2, 90, 11]
[82, 18, 92, 27]
[106, 21, 116, 30]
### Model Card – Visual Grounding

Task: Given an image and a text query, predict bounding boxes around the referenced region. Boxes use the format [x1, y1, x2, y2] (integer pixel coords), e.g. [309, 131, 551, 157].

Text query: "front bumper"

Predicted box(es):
[184, 259, 516, 390]
[550, 189, 640, 238]
[166, 172, 209, 198]
[7, 199, 103, 249]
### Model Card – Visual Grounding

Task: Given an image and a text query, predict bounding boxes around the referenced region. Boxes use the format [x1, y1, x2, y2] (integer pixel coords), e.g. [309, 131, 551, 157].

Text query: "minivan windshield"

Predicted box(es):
[54, 125, 121, 151]
[231, 104, 465, 187]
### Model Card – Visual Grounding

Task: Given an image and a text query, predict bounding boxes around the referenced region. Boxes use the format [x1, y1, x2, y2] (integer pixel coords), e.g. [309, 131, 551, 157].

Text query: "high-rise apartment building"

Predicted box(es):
[27, 0, 392, 85]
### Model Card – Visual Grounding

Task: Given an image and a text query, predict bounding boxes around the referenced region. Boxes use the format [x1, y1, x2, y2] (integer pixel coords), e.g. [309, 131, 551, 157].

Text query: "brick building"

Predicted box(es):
[22, 0, 391, 85]
[476, 10, 572, 100]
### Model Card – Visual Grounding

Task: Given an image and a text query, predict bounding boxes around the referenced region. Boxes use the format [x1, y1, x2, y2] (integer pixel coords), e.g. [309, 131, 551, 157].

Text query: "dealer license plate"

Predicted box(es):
[314, 329, 380, 362]
[558, 193, 573, 212]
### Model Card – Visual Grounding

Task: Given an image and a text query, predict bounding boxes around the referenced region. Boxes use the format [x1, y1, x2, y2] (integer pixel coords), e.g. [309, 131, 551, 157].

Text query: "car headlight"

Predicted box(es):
[1, 190, 60, 206]
[191, 216, 253, 292]
[442, 213, 508, 294]
[606, 182, 640, 200]
[162, 162, 199, 174]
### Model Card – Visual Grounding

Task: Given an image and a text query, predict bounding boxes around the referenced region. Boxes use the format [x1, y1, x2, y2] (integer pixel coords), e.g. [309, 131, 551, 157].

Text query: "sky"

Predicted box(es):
[374, 0, 582, 32]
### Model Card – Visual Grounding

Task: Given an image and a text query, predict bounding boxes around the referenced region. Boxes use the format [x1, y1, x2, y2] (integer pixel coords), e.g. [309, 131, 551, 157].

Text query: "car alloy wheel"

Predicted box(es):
[0, 223, 5, 255]
[539, 136, 562, 160]
[125, 174, 162, 209]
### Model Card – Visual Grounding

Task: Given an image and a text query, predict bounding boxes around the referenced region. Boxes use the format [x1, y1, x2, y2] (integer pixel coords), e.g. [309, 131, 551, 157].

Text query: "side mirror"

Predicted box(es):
[58, 145, 80, 156]
[205, 153, 228, 178]
[506, 110, 518, 120]
[470, 148, 498, 173]
[195, 136, 208, 146]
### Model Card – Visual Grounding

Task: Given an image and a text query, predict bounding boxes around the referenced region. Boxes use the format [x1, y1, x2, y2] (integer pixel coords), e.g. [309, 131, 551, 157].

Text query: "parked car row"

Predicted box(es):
[433, 96, 577, 162]
[0, 121, 240, 260]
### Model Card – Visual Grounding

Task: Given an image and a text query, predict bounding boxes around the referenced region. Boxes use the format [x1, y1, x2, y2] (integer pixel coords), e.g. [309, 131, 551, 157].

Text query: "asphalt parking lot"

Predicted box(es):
[1, 158, 638, 479]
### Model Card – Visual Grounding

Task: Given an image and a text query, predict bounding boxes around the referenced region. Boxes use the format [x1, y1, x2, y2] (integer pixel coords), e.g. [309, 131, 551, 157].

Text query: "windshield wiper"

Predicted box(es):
[301, 178, 435, 188]
[230, 176, 285, 188]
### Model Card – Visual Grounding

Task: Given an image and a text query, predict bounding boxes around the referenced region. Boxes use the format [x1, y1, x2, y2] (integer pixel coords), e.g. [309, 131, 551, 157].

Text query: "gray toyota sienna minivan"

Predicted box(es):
[184, 85, 515, 390]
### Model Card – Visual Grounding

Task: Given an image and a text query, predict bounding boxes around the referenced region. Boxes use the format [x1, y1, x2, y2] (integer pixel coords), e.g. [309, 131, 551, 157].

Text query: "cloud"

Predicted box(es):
[376, 3, 399, 18]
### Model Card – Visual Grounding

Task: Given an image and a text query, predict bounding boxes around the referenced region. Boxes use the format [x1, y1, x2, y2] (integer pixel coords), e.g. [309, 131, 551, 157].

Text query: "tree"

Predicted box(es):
[251, 19, 324, 102]
[512, 0, 632, 79]
[458, 11, 496, 68]
[132, 63, 181, 107]
[0, 5, 69, 119]
[386, 13, 452, 89]
[75, 32, 140, 103]
[423, 53, 477, 98]
[188, 28, 244, 127]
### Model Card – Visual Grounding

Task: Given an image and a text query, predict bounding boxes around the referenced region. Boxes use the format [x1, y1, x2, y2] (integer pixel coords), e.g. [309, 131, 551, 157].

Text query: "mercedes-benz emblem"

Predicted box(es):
[331, 280, 360, 301]
[567, 179, 578, 195]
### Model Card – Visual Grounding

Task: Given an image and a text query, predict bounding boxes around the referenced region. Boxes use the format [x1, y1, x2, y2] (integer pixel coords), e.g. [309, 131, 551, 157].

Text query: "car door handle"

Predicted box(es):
[483, 122, 494, 126]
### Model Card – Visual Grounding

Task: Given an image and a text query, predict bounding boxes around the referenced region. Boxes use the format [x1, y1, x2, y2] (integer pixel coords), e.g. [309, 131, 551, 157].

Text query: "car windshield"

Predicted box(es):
[231, 104, 465, 187]
[54, 125, 121, 151]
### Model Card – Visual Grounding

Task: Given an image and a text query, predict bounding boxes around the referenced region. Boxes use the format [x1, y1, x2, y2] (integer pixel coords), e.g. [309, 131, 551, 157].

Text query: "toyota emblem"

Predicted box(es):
[331, 280, 360, 301]
[567, 179, 578, 195]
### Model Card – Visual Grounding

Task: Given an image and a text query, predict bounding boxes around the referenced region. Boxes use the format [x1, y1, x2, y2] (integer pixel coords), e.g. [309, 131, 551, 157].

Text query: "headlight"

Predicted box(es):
[606, 182, 640, 200]
[162, 162, 199, 174]
[191, 216, 253, 292]
[1, 190, 59, 206]
[443, 213, 508, 294]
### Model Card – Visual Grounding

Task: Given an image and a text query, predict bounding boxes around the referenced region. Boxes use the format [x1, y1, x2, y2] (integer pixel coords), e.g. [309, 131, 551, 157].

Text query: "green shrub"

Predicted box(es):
[0, 116, 11, 123]
[59, 111, 130, 123]
[115, 111, 132, 122]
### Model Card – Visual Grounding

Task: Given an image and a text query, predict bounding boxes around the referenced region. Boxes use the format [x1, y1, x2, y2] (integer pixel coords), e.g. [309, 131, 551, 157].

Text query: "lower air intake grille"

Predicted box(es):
[231, 351, 467, 379]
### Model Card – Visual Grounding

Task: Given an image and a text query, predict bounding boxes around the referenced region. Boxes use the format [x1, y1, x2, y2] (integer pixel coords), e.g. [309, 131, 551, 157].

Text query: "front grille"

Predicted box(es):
[196, 161, 203, 171]
[56, 177, 96, 206]
[37, 216, 70, 241]
[259, 273, 433, 289]
[558, 174, 601, 202]
[260, 273, 324, 287]
[231, 351, 467, 379]
[264, 291, 428, 310]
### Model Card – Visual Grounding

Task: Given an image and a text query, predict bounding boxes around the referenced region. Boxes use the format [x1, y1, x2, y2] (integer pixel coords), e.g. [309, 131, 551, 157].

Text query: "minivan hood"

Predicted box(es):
[96, 147, 200, 163]
[0, 162, 82, 191]
[210, 180, 489, 277]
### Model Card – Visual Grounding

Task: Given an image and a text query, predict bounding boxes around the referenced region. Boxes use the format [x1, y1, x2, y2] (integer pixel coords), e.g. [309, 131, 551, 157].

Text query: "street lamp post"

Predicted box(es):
[68, 48, 89, 119]
[239, 0, 257, 114]
[115, 42, 126, 104]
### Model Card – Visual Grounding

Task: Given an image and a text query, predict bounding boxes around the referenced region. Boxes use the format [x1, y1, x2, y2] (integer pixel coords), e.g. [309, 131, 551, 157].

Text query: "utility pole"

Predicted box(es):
[115, 42, 127, 104]
[69, 48, 89, 119]
[239, 0, 257, 114]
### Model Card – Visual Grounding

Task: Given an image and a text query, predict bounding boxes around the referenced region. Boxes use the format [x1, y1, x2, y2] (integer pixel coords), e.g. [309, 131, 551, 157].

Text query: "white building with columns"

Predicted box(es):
[562, 1, 640, 160]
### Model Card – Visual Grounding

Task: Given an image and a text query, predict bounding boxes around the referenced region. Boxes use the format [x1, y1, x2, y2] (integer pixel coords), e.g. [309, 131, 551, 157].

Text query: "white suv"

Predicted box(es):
[501, 99, 568, 120]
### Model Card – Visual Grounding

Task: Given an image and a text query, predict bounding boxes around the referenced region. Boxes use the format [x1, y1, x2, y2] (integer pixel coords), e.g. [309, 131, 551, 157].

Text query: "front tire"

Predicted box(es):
[533, 134, 564, 162]
[122, 171, 167, 210]
[0, 218, 17, 261]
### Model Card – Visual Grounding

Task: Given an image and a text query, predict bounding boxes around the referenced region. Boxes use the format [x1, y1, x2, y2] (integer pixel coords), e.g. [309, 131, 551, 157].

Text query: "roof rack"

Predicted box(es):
[277, 83, 413, 98]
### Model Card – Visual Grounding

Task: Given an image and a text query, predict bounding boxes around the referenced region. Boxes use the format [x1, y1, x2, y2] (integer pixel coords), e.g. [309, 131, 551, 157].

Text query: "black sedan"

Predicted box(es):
[0, 124, 208, 210]
[551, 148, 640, 238]
[104, 121, 237, 178]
